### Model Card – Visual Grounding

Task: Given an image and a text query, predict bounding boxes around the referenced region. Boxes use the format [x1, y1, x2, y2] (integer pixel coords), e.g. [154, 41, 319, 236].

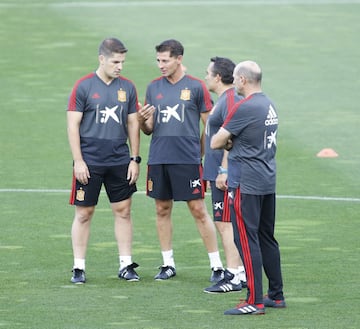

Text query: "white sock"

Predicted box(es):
[73, 258, 85, 271]
[119, 256, 132, 270]
[227, 267, 241, 285]
[208, 251, 223, 269]
[238, 265, 247, 283]
[162, 249, 175, 268]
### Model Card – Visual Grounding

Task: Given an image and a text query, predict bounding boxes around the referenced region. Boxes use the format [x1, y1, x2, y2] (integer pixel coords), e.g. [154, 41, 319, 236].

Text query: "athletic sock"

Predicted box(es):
[73, 258, 85, 271]
[208, 251, 223, 269]
[162, 249, 175, 268]
[119, 256, 132, 270]
[227, 267, 242, 285]
[238, 265, 247, 283]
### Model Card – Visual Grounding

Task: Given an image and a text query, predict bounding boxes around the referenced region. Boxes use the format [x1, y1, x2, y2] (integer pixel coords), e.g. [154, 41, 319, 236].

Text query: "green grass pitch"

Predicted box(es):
[0, 1, 359, 328]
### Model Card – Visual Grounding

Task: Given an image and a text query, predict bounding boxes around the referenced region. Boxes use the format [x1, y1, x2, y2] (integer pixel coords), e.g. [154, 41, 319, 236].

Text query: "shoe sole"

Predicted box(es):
[154, 276, 175, 281]
[118, 276, 140, 282]
[203, 289, 242, 294]
[224, 310, 265, 315]
[71, 280, 85, 284]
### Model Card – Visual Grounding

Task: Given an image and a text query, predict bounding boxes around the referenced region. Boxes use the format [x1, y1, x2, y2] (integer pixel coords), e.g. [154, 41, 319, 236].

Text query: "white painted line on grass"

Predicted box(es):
[0, 189, 70, 193]
[0, 188, 359, 202]
[276, 195, 360, 202]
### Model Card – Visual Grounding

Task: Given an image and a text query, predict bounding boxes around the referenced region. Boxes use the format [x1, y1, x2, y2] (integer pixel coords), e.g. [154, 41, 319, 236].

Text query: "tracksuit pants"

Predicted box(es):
[229, 187, 284, 304]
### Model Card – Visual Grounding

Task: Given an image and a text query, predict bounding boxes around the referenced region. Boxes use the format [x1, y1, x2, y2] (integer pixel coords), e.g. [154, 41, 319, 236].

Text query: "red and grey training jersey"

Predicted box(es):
[223, 92, 278, 194]
[145, 74, 213, 165]
[67, 72, 139, 166]
[203, 88, 243, 182]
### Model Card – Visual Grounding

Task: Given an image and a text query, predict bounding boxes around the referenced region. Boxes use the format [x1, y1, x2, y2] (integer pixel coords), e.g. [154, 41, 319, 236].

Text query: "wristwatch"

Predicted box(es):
[130, 156, 142, 164]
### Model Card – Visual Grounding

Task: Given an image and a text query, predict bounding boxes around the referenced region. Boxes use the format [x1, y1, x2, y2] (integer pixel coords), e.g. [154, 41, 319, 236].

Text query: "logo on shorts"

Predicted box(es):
[213, 201, 223, 218]
[213, 201, 223, 210]
[227, 190, 234, 205]
[147, 178, 153, 192]
[190, 178, 201, 195]
[76, 188, 85, 201]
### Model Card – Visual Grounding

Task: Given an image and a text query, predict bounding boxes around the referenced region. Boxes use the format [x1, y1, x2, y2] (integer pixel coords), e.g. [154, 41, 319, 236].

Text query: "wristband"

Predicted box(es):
[130, 156, 142, 164]
[218, 166, 228, 174]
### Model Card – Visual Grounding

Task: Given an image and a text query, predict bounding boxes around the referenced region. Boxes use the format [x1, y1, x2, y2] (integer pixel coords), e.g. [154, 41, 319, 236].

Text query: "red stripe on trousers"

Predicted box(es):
[234, 187, 256, 304]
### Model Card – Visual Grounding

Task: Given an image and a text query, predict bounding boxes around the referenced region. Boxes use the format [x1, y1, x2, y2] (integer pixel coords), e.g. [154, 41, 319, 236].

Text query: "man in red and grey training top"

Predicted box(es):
[67, 38, 141, 284]
[212, 60, 286, 315]
[203, 56, 247, 294]
[138, 39, 224, 283]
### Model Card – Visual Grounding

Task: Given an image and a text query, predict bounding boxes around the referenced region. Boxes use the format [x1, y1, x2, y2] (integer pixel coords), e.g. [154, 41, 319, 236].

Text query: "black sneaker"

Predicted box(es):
[263, 295, 286, 308]
[224, 302, 265, 315]
[71, 268, 86, 284]
[210, 267, 224, 283]
[204, 270, 242, 294]
[154, 265, 176, 280]
[118, 262, 140, 281]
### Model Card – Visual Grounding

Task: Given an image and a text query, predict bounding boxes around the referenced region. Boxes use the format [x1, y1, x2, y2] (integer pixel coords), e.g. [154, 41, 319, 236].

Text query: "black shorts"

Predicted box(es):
[209, 181, 230, 222]
[69, 164, 137, 206]
[146, 164, 205, 201]
[227, 187, 241, 227]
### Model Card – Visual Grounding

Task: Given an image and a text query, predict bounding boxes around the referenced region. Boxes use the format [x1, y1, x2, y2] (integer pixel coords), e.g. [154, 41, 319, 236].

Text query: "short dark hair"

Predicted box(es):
[210, 56, 235, 85]
[155, 39, 184, 57]
[99, 38, 128, 57]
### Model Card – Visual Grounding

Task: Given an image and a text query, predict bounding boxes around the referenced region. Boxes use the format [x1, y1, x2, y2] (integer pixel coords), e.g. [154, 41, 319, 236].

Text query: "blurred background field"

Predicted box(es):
[0, 1, 359, 328]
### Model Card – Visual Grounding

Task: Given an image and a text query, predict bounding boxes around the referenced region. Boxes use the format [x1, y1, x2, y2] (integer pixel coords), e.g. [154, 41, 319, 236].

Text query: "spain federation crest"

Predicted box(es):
[147, 178, 153, 192]
[76, 188, 85, 201]
[118, 89, 127, 102]
[180, 88, 191, 101]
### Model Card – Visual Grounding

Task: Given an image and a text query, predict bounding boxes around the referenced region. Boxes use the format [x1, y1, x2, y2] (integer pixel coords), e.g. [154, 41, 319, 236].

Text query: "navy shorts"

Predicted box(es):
[146, 164, 205, 201]
[69, 164, 137, 206]
[209, 181, 231, 222]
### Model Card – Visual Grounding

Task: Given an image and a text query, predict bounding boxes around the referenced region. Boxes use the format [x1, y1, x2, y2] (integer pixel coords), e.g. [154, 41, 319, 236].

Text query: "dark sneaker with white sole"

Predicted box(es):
[71, 268, 86, 284]
[118, 262, 140, 281]
[204, 269, 242, 294]
[224, 302, 265, 315]
[209, 267, 224, 283]
[154, 265, 176, 280]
